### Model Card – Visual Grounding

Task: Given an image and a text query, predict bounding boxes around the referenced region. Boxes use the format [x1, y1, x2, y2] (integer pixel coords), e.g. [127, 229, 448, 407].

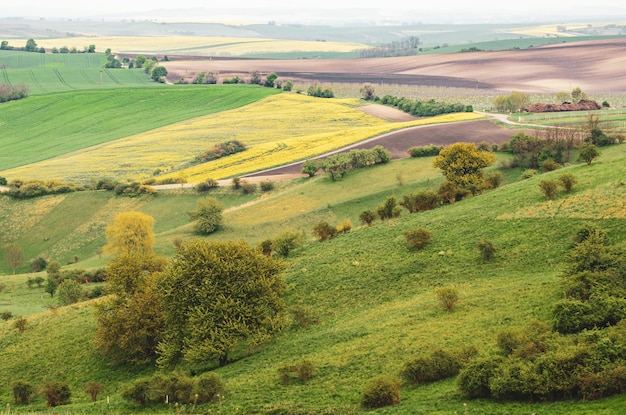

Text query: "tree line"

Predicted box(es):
[357, 36, 421, 58]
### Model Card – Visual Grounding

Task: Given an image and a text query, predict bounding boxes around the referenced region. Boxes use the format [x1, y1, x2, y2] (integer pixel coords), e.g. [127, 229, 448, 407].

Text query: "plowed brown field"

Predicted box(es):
[163, 38, 626, 93]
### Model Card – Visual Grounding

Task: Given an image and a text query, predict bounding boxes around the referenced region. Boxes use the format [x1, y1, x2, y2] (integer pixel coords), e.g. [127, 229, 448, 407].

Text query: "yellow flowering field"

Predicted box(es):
[497, 180, 626, 220]
[4, 94, 482, 183]
[28, 36, 369, 56]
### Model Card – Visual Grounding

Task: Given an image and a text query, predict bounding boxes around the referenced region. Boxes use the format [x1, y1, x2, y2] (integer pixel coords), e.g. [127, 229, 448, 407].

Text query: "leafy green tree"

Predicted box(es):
[264, 72, 278, 87]
[104, 211, 155, 258]
[577, 144, 600, 165]
[157, 240, 286, 367]
[272, 231, 303, 257]
[433, 143, 495, 190]
[301, 159, 320, 177]
[151, 66, 168, 82]
[24, 38, 37, 52]
[189, 197, 224, 234]
[57, 280, 83, 306]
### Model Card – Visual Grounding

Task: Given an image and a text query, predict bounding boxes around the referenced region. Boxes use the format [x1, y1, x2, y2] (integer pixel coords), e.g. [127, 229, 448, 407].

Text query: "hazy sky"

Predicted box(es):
[3, 0, 625, 20]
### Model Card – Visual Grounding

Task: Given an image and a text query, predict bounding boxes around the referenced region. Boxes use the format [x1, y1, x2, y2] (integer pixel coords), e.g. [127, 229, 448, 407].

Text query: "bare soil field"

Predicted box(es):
[163, 38, 626, 94]
[245, 118, 536, 176]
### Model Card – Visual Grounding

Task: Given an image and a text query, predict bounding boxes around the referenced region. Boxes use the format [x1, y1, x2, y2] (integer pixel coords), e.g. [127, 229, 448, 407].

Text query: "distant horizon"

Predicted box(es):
[3, 1, 626, 25]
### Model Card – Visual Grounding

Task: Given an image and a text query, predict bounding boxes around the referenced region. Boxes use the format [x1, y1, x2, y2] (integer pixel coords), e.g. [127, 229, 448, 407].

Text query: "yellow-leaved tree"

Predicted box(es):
[433, 142, 495, 191]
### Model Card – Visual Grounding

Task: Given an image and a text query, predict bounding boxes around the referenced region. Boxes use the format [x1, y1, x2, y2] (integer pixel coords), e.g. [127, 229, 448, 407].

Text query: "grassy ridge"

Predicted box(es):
[0, 85, 280, 172]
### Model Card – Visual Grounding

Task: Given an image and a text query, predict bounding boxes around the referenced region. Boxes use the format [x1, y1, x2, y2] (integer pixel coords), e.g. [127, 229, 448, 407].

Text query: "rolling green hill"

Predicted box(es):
[0, 143, 625, 414]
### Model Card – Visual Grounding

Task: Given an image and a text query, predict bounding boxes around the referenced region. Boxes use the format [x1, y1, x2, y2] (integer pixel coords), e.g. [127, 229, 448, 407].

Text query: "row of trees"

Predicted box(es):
[377, 94, 473, 116]
[357, 36, 421, 58]
[0, 39, 96, 54]
[301, 146, 391, 181]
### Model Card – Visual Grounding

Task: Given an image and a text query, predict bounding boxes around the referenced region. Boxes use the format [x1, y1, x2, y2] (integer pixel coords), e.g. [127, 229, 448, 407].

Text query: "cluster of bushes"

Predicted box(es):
[357, 36, 420, 58]
[196, 140, 246, 163]
[0, 83, 29, 103]
[318, 146, 391, 181]
[378, 95, 473, 117]
[278, 360, 316, 384]
[230, 177, 271, 194]
[113, 182, 156, 197]
[44, 262, 107, 304]
[258, 231, 304, 258]
[456, 226, 626, 402]
[408, 144, 444, 158]
[306, 84, 334, 98]
[5, 180, 84, 199]
[538, 173, 578, 200]
[10, 379, 75, 407]
[122, 371, 224, 406]
[312, 219, 352, 242]
[195, 179, 219, 193]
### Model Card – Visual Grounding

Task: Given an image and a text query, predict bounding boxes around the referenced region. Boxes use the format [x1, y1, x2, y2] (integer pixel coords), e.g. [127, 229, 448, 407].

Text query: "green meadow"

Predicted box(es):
[0, 142, 625, 413]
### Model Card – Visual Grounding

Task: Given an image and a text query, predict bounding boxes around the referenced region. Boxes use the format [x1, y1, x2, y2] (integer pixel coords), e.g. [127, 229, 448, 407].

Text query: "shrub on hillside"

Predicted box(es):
[539, 179, 559, 200]
[408, 144, 443, 157]
[114, 182, 155, 197]
[150, 371, 194, 404]
[540, 158, 561, 172]
[260, 179, 275, 192]
[558, 173, 577, 193]
[477, 239, 496, 261]
[301, 159, 321, 177]
[42, 381, 71, 407]
[29, 255, 49, 273]
[196, 140, 246, 162]
[122, 378, 151, 406]
[313, 221, 337, 241]
[195, 179, 219, 193]
[273, 231, 303, 257]
[290, 304, 320, 329]
[401, 349, 462, 385]
[520, 169, 537, 180]
[457, 356, 504, 398]
[1, 310, 13, 321]
[279, 360, 316, 384]
[404, 228, 432, 250]
[359, 210, 376, 226]
[85, 381, 104, 402]
[377, 195, 401, 220]
[241, 180, 256, 194]
[361, 376, 401, 409]
[336, 218, 352, 234]
[194, 372, 225, 403]
[56, 280, 84, 306]
[483, 172, 504, 189]
[12, 380, 35, 404]
[401, 190, 440, 213]
[436, 286, 460, 312]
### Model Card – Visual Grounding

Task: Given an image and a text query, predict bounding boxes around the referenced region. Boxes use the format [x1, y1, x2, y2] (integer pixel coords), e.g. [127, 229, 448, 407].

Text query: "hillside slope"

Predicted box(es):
[0, 143, 625, 413]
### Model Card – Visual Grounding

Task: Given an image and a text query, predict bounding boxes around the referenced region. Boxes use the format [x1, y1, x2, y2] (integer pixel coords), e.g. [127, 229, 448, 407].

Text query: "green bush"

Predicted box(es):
[189, 197, 224, 235]
[260, 180, 275, 192]
[401, 349, 461, 385]
[122, 378, 151, 406]
[273, 231, 303, 257]
[12, 380, 34, 404]
[558, 173, 578, 193]
[401, 190, 440, 213]
[483, 171, 504, 189]
[435, 287, 459, 312]
[520, 169, 537, 180]
[540, 158, 561, 172]
[29, 255, 49, 272]
[313, 221, 337, 241]
[290, 305, 320, 329]
[477, 239, 496, 261]
[539, 179, 560, 200]
[457, 356, 503, 399]
[241, 180, 257, 194]
[56, 279, 84, 306]
[1, 310, 13, 321]
[194, 372, 225, 403]
[404, 228, 432, 250]
[150, 371, 194, 404]
[361, 375, 401, 409]
[408, 144, 443, 157]
[42, 381, 71, 407]
[195, 179, 219, 193]
[359, 210, 376, 226]
[376, 195, 400, 220]
[580, 365, 626, 401]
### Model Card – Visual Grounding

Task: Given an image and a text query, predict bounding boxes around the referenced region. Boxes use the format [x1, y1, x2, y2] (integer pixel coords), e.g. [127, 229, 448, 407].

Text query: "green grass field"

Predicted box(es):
[0, 85, 280, 171]
[0, 143, 625, 414]
[0, 51, 157, 94]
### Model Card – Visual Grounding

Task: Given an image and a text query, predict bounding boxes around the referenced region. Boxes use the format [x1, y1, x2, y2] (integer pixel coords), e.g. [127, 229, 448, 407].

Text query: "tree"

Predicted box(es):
[301, 159, 320, 177]
[539, 180, 560, 200]
[493, 91, 530, 112]
[189, 197, 224, 234]
[104, 212, 156, 258]
[433, 143, 495, 190]
[85, 381, 104, 402]
[135, 55, 147, 68]
[249, 70, 262, 85]
[151, 66, 168, 82]
[24, 38, 37, 52]
[5, 243, 24, 274]
[577, 144, 600, 165]
[264, 72, 278, 87]
[87, 44, 96, 53]
[571, 86, 587, 103]
[157, 240, 286, 367]
[360, 83, 376, 100]
[57, 280, 83, 306]
[359, 210, 376, 226]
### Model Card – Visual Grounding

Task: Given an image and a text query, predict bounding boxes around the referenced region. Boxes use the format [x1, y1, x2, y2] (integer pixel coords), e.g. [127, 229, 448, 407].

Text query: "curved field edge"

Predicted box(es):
[2, 93, 483, 183]
[0, 85, 280, 171]
[0, 145, 625, 413]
